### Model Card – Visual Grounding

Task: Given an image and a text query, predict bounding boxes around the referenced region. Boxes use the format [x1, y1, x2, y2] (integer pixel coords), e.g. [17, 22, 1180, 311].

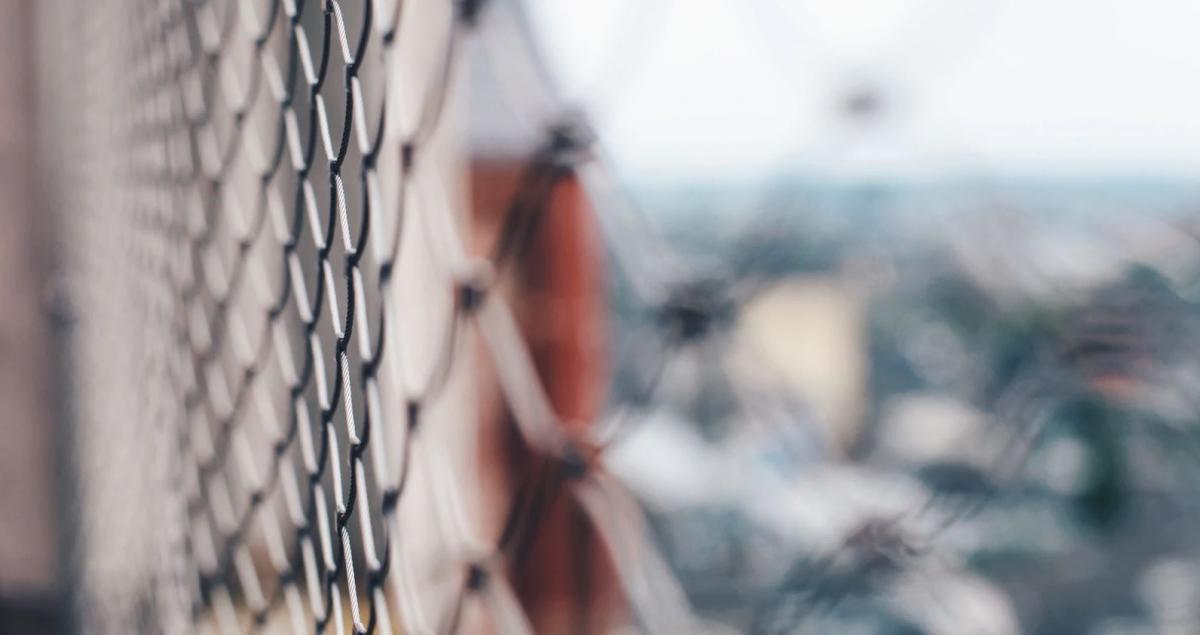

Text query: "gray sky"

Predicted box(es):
[525, 0, 1200, 181]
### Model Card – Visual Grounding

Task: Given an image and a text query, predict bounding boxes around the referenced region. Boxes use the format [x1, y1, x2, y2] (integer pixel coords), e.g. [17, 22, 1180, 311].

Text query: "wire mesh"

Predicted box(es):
[36, 0, 1200, 634]
[39, 0, 694, 632]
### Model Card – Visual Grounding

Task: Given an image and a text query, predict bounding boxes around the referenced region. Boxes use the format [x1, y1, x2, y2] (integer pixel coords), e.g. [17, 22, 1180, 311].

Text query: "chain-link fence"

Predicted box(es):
[39, 0, 694, 632]
[32, 0, 1200, 633]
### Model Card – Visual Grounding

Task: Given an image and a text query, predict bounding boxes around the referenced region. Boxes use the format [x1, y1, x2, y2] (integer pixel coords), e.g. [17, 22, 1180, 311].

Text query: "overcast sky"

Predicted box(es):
[523, 0, 1200, 181]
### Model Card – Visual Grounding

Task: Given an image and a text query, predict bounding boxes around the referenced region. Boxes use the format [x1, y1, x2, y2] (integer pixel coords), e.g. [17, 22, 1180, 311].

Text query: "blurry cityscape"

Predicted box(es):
[602, 177, 1200, 633]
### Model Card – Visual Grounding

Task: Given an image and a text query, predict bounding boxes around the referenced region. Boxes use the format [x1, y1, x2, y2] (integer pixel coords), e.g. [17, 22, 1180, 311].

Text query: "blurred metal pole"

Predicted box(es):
[0, 0, 64, 632]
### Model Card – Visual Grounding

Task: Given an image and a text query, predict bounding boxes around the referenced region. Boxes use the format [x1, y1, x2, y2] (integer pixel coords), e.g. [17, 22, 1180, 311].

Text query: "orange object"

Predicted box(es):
[470, 159, 623, 633]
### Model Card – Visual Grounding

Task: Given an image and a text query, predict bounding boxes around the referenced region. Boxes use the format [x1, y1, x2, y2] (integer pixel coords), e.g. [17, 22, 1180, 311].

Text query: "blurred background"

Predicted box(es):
[9, 0, 1200, 633]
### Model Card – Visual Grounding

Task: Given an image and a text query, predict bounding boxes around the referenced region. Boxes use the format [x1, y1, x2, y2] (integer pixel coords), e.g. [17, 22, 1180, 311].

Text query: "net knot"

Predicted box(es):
[457, 0, 487, 26]
[544, 115, 594, 167]
[400, 142, 416, 173]
[466, 562, 489, 590]
[657, 276, 737, 343]
[558, 441, 590, 481]
[381, 487, 400, 513]
[406, 400, 421, 430]
[457, 260, 494, 315]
